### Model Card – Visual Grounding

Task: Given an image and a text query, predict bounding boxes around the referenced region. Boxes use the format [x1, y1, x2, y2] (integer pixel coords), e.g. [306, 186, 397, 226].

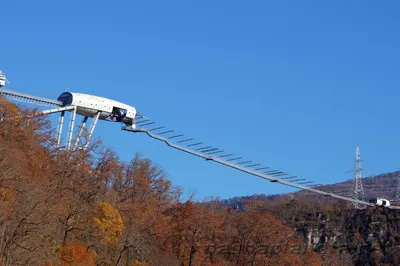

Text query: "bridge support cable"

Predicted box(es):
[123, 126, 376, 208]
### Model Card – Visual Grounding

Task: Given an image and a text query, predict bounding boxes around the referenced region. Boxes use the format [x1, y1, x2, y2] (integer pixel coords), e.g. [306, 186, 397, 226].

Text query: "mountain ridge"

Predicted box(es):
[219, 171, 400, 209]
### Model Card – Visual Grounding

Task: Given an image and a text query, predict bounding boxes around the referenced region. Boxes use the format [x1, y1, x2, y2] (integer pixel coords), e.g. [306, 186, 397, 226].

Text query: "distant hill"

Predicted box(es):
[219, 171, 400, 209]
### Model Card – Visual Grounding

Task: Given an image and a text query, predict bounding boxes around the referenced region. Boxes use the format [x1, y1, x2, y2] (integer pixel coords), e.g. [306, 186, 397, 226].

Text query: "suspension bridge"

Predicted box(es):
[0, 75, 398, 209]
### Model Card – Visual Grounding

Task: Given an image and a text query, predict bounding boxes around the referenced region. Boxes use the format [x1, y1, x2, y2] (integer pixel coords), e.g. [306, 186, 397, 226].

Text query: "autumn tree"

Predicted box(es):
[160, 201, 224, 265]
[58, 242, 95, 266]
[218, 204, 323, 266]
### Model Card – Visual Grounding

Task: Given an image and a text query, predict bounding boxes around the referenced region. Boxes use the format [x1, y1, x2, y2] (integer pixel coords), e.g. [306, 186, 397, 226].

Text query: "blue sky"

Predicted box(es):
[2, 1, 400, 200]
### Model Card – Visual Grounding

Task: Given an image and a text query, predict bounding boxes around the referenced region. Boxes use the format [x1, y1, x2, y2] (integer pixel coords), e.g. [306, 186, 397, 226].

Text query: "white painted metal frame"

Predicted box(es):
[74, 116, 88, 148]
[83, 112, 100, 151]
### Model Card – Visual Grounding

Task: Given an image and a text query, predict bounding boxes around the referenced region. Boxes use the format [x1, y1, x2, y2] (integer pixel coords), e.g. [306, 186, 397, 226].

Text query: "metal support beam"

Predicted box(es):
[196, 146, 212, 151]
[297, 181, 314, 185]
[83, 112, 100, 151]
[168, 134, 184, 139]
[291, 179, 306, 182]
[282, 176, 297, 179]
[187, 142, 203, 147]
[56, 111, 65, 149]
[136, 119, 150, 124]
[308, 184, 323, 187]
[226, 157, 242, 161]
[208, 150, 224, 155]
[202, 148, 219, 153]
[150, 126, 165, 131]
[177, 138, 194, 143]
[66, 106, 77, 151]
[1, 106, 75, 121]
[159, 130, 174, 135]
[219, 154, 233, 158]
[140, 122, 155, 127]
[74, 116, 88, 148]
[39, 106, 75, 115]
[237, 161, 252, 165]
[264, 170, 279, 174]
[272, 173, 288, 176]
[1, 88, 62, 107]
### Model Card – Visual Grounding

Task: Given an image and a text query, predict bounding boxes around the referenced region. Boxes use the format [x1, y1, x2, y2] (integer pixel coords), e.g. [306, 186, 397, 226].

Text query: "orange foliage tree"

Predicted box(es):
[59, 242, 95, 266]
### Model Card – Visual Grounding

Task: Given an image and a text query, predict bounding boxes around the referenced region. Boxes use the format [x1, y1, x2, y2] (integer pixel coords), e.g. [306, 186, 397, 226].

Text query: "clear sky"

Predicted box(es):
[2, 1, 400, 200]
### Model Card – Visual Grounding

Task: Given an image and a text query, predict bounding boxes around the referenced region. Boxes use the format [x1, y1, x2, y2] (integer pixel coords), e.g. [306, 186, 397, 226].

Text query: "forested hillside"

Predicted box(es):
[0, 100, 333, 265]
[220, 194, 400, 266]
[263, 199, 400, 266]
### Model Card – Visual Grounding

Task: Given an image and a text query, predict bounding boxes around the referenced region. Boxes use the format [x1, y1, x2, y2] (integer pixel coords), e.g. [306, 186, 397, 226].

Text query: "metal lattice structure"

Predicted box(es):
[2, 87, 399, 209]
[394, 174, 400, 202]
[1, 89, 62, 107]
[347, 146, 366, 209]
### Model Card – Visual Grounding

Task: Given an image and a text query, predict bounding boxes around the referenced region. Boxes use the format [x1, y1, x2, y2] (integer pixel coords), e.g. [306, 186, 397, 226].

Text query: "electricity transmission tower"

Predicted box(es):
[347, 146, 366, 209]
[394, 173, 400, 202]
